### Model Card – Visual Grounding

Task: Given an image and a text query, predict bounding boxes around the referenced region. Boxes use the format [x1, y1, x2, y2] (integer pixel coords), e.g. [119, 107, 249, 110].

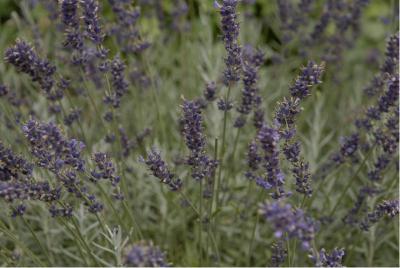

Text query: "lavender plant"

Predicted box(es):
[0, 0, 398, 267]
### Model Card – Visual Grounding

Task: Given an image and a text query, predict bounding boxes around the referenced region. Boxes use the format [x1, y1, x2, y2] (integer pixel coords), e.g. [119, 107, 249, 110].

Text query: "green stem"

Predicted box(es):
[215, 85, 231, 210]
[70, 217, 101, 266]
[180, 191, 200, 216]
[199, 180, 203, 267]
[21, 217, 52, 265]
[0, 221, 45, 266]
[122, 201, 143, 240]
[247, 190, 264, 266]
[328, 144, 376, 218]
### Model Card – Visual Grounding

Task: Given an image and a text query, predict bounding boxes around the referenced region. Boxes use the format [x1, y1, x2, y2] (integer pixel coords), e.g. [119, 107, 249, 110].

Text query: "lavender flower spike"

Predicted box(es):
[259, 201, 316, 250]
[289, 61, 324, 100]
[311, 248, 345, 267]
[140, 148, 182, 191]
[257, 124, 286, 198]
[80, 0, 104, 44]
[181, 100, 218, 181]
[4, 40, 56, 97]
[124, 241, 170, 267]
[216, 0, 242, 86]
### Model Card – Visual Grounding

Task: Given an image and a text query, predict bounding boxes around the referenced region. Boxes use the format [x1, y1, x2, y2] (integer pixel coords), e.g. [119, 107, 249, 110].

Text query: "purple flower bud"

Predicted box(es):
[289, 61, 324, 100]
[204, 81, 217, 101]
[140, 148, 182, 191]
[216, 0, 242, 86]
[80, 0, 104, 44]
[124, 241, 169, 267]
[259, 201, 316, 250]
[4, 40, 56, 97]
[0, 84, 9, 97]
[311, 248, 345, 267]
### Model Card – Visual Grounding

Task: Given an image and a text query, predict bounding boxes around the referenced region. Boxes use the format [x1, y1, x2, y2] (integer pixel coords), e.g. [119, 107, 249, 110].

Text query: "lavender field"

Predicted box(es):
[0, 0, 398, 267]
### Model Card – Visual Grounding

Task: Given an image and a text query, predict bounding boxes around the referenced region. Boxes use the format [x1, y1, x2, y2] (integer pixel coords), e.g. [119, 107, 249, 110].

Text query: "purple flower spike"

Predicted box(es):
[259, 201, 316, 250]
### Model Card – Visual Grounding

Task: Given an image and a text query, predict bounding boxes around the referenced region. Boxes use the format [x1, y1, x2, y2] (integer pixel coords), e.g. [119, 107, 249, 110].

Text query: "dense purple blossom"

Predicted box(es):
[291, 160, 312, 196]
[61, 0, 83, 49]
[63, 108, 81, 126]
[343, 186, 380, 225]
[61, 0, 79, 28]
[181, 100, 206, 159]
[11, 204, 27, 217]
[141, 148, 182, 191]
[270, 240, 287, 267]
[0, 142, 33, 181]
[253, 109, 264, 129]
[104, 57, 129, 108]
[246, 140, 261, 171]
[91, 152, 120, 186]
[80, 0, 103, 44]
[124, 241, 169, 267]
[108, 0, 150, 53]
[311, 248, 345, 267]
[0, 84, 9, 97]
[181, 100, 217, 181]
[22, 119, 85, 173]
[259, 201, 316, 250]
[49, 203, 73, 217]
[274, 97, 301, 127]
[204, 82, 217, 101]
[215, 0, 242, 85]
[4, 40, 56, 98]
[339, 133, 359, 158]
[0, 181, 61, 203]
[360, 199, 399, 231]
[236, 46, 264, 116]
[217, 99, 233, 111]
[381, 34, 399, 76]
[252, 125, 286, 198]
[289, 61, 324, 100]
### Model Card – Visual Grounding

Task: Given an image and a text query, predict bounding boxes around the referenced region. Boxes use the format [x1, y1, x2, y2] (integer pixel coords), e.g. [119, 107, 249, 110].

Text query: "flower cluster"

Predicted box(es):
[270, 240, 287, 267]
[108, 0, 150, 53]
[4, 40, 57, 99]
[141, 148, 182, 191]
[80, 0, 104, 44]
[289, 61, 324, 100]
[22, 119, 85, 173]
[310, 248, 345, 267]
[0, 142, 33, 181]
[90, 152, 120, 187]
[124, 241, 169, 267]
[0, 181, 61, 203]
[259, 201, 316, 250]
[343, 187, 381, 225]
[181, 100, 217, 181]
[104, 57, 129, 108]
[215, 0, 242, 85]
[61, 0, 83, 49]
[360, 199, 399, 231]
[235, 45, 264, 128]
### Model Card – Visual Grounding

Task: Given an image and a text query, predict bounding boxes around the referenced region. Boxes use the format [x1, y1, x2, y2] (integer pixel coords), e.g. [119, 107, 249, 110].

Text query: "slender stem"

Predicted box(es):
[57, 217, 90, 266]
[70, 217, 101, 266]
[247, 190, 264, 266]
[215, 85, 231, 210]
[21, 217, 52, 265]
[122, 201, 143, 240]
[286, 236, 291, 267]
[328, 144, 376, 218]
[180, 191, 200, 216]
[199, 180, 203, 267]
[207, 138, 218, 265]
[0, 221, 45, 266]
